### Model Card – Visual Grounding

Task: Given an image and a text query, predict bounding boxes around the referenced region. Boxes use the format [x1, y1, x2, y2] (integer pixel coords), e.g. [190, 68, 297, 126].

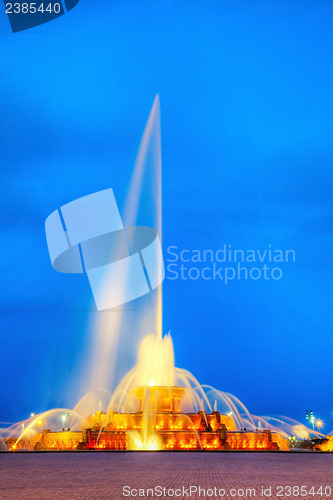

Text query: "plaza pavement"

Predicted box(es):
[0, 452, 332, 500]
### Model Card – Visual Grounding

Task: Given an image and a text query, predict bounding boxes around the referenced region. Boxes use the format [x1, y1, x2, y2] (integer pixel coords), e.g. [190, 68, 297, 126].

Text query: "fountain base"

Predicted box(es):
[6, 386, 289, 451]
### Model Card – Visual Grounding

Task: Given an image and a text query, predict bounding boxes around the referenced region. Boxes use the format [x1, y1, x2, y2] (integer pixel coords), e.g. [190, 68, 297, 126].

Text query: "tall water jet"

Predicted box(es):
[122, 94, 163, 341]
[81, 95, 163, 399]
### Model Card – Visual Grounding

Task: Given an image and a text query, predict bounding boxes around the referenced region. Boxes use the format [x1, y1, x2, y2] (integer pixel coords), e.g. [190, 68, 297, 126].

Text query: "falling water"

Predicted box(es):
[122, 94, 163, 341]
[78, 95, 163, 400]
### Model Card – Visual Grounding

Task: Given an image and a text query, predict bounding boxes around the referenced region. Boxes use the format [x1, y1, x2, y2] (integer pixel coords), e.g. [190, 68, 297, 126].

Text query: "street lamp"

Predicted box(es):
[306, 410, 315, 436]
[317, 420, 323, 434]
[310, 415, 315, 430]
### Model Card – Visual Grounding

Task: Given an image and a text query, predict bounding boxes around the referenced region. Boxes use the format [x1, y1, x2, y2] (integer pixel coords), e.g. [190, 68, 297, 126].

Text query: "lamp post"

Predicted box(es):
[306, 410, 315, 437]
[317, 420, 322, 434]
[310, 414, 315, 432]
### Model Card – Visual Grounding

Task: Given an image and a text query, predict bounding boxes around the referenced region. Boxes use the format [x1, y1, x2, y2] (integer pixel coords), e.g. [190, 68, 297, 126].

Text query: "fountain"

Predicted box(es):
[3, 331, 319, 452]
[2, 334, 294, 450]
[0, 97, 322, 452]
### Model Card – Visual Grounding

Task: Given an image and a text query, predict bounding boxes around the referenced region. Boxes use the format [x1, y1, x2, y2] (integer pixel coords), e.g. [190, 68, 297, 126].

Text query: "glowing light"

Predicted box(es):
[317, 420, 323, 433]
[135, 333, 175, 387]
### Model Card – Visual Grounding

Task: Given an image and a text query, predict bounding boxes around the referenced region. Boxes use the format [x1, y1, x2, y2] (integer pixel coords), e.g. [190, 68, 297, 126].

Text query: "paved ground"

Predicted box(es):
[0, 452, 332, 500]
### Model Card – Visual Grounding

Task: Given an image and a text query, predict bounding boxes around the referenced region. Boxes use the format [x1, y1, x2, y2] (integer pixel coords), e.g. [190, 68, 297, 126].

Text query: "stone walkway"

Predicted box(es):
[0, 452, 332, 499]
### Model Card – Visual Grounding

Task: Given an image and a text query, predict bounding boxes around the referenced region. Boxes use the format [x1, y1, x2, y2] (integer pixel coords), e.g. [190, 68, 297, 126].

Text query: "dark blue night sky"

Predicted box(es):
[0, 1, 332, 432]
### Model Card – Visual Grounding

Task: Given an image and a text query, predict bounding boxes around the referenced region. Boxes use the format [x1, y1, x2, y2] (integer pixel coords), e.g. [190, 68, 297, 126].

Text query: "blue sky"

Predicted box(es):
[0, 1, 332, 431]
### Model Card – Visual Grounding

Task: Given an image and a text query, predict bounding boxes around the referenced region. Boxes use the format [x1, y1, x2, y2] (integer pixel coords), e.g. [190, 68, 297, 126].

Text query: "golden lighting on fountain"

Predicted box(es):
[135, 333, 174, 388]
[3, 333, 293, 452]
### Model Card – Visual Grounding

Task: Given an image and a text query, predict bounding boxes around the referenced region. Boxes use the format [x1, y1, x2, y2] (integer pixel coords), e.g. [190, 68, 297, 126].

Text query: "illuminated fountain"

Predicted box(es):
[1, 97, 324, 452]
[4, 333, 295, 451]
[4, 331, 321, 452]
